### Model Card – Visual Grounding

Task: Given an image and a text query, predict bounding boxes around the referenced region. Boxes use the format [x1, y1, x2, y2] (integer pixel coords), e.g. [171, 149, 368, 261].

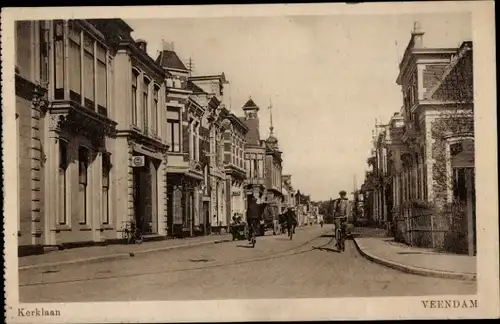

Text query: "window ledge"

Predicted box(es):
[52, 225, 72, 232]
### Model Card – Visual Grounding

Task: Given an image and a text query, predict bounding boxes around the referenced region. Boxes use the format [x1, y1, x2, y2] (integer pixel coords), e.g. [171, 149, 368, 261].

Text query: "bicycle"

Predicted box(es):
[335, 217, 347, 252]
[247, 219, 258, 248]
[121, 220, 143, 245]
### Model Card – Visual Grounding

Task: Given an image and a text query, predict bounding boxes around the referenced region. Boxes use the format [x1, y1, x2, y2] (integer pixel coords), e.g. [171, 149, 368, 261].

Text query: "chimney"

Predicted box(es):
[411, 21, 424, 48]
[162, 40, 175, 51]
[136, 39, 147, 53]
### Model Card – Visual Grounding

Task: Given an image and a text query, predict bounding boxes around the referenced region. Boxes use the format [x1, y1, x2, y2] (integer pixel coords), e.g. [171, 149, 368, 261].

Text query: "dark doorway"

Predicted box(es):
[203, 201, 210, 235]
[132, 154, 154, 235]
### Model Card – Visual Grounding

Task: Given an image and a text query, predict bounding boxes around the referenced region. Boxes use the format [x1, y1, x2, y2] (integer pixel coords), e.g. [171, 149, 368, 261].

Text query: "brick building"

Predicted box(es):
[364, 22, 475, 255]
[223, 113, 249, 222]
[242, 98, 266, 206]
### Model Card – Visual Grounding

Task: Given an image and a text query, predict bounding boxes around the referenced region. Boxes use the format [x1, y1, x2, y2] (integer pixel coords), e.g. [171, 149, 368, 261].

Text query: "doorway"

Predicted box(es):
[203, 201, 210, 235]
[132, 154, 156, 235]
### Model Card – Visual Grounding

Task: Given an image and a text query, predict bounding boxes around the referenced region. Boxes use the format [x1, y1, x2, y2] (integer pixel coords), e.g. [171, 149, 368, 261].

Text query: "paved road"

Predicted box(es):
[19, 226, 476, 302]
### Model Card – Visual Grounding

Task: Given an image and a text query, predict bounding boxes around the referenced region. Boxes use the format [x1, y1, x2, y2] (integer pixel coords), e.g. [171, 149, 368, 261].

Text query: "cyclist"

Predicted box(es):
[246, 195, 262, 244]
[333, 190, 351, 252]
[285, 206, 298, 238]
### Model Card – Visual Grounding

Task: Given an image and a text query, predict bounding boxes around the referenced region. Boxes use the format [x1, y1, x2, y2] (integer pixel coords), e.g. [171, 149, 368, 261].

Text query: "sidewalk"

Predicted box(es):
[351, 227, 476, 282]
[19, 233, 232, 271]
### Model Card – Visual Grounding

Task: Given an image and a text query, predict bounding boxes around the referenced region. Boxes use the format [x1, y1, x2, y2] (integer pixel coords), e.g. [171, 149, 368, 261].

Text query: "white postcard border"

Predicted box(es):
[2, 1, 498, 322]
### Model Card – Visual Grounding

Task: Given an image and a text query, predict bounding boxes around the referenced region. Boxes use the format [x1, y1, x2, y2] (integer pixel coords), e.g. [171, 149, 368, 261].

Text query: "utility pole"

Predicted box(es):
[268, 99, 274, 136]
[186, 57, 194, 77]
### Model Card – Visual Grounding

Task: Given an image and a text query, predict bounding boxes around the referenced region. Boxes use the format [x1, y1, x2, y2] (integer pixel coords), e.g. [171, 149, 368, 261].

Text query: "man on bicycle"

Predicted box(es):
[285, 206, 298, 237]
[246, 195, 263, 243]
[334, 190, 351, 250]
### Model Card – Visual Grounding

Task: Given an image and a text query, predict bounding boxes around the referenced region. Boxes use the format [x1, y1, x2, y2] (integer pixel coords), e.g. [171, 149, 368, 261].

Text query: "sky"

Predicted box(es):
[126, 12, 471, 201]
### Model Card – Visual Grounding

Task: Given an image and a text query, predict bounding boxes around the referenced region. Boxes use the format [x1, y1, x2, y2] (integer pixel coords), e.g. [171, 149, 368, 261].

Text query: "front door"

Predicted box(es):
[203, 201, 210, 235]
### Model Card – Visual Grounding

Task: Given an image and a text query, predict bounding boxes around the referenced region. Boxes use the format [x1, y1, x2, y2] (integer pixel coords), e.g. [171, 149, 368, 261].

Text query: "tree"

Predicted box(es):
[425, 41, 474, 209]
[423, 41, 474, 253]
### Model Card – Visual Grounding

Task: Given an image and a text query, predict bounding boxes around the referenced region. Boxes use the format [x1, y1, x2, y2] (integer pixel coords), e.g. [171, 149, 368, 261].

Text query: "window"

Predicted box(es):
[78, 147, 89, 225]
[58, 140, 69, 225]
[51, 21, 109, 109]
[16, 21, 32, 79]
[96, 43, 107, 114]
[68, 21, 82, 102]
[102, 153, 111, 225]
[83, 33, 95, 109]
[54, 20, 65, 99]
[196, 126, 200, 161]
[131, 70, 139, 126]
[191, 123, 196, 160]
[152, 86, 159, 133]
[192, 124, 199, 161]
[39, 21, 49, 86]
[143, 77, 150, 133]
[167, 108, 181, 152]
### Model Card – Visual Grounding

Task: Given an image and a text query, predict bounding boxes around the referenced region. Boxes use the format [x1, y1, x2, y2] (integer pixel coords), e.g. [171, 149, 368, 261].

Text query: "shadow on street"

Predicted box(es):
[236, 244, 254, 249]
[312, 246, 339, 253]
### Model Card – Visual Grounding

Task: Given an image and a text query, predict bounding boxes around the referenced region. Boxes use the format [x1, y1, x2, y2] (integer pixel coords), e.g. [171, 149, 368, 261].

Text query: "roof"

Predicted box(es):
[242, 118, 260, 146]
[242, 98, 259, 111]
[228, 114, 249, 133]
[187, 80, 206, 94]
[426, 41, 473, 101]
[156, 50, 188, 71]
[189, 73, 227, 83]
[266, 134, 278, 144]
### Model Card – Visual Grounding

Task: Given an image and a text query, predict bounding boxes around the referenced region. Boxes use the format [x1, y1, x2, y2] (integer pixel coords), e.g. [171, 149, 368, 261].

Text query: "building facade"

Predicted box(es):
[263, 133, 283, 223]
[190, 74, 228, 232]
[363, 22, 475, 255]
[15, 20, 136, 252]
[223, 114, 249, 222]
[105, 23, 170, 240]
[157, 46, 204, 237]
[281, 174, 296, 212]
[242, 98, 266, 207]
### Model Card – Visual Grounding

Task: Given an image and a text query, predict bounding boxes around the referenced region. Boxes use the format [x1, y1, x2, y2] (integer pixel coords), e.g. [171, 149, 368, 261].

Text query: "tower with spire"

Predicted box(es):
[266, 100, 279, 151]
[242, 96, 259, 120]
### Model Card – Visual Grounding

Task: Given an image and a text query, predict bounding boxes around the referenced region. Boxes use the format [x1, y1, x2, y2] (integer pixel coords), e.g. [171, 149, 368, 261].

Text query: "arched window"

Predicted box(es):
[152, 85, 160, 134]
[143, 76, 151, 133]
[58, 139, 69, 225]
[131, 69, 140, 126]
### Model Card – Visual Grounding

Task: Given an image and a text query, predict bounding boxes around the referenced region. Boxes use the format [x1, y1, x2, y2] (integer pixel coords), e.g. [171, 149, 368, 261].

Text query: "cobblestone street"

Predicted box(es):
[19, 226, 476, 302]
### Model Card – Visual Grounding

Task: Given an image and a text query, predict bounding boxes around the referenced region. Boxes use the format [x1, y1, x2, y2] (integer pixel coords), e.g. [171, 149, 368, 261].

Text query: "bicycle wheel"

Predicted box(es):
[289, 228, 293, 240]
[335, 229, 341, 251]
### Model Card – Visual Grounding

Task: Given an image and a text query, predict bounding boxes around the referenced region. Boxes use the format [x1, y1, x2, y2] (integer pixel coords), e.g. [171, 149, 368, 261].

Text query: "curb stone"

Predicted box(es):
[352, 237, 476, 282]
[19, 237, 232, 271]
